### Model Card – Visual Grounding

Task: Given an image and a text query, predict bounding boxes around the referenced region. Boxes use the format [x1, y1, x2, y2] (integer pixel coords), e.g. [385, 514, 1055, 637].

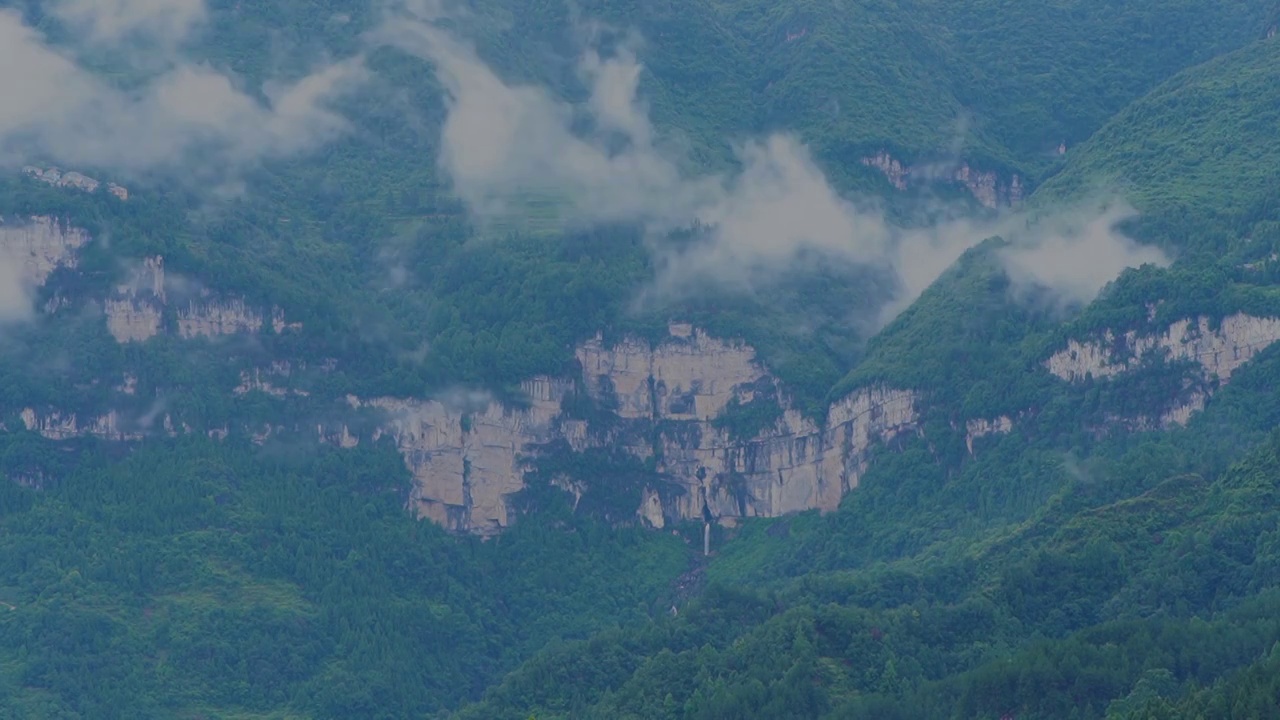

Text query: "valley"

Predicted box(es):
[1, 1, 1280, 718]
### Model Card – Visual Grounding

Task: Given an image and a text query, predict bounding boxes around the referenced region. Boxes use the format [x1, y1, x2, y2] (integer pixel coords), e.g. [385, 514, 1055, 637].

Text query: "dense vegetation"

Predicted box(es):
[2, 0, 1280, 717]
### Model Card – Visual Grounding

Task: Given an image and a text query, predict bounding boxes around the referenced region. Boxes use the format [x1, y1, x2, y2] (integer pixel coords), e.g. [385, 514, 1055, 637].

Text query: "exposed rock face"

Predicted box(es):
[0, 217, 298, 343]
[20, 408, 142, 441]
[0, 215, 89, 287]
[1046, 314, 1280, 383]
[861, 152, 908, 190]
[333, 377, 577, 534]
[651, 387, 918, 522]
[322, 325, 919, 535]
[178, 298, 265, 338]
[953, 164, 1024, 209]
[22, 165, 128, 200]
[966, 416, 1013, 454]
[177, 299, 300, 339]
[1046, 313, 1280, 427]
[575, 326, 761, 421]
[100, 253, 300, 342]
[235, 362, 309, 398]
[860, 152, 1023, 208]
[106, 256, 166, 342]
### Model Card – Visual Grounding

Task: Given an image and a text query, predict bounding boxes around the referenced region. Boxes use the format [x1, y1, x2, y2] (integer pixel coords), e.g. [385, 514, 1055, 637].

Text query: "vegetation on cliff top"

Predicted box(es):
[2, 0, 1280, 717]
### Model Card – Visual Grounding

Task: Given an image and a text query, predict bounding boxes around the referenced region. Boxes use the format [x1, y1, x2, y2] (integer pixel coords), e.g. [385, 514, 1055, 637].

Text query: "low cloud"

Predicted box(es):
[1, 0, 1169, 325]
[381, 7, 1167, 325]
[0, 261, 33, 325]
[0, 6, 367, 188]
[999, 199, 1170, 308]
[49, 0, 206, 46]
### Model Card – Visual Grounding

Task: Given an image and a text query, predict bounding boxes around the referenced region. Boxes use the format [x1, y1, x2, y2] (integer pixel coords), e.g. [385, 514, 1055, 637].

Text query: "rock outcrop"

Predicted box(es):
[0, 215, 89, 288]
[235, 362, 309, 398]
[20, 408, 143, 442]
[22, 165, 128, 201]
[861, 152, 908, 191]
[953, 164, 1023, 208]
[321, 325, 920, 535]
[860, 152, 1023, 208]
[97, 253, 301, 342]
[106, 256, 166, 342]
[1046, 313, 1280, 427]
[966, 416, 1013, 454]
[0, 217, 299, 343]
[1046, 314, 1280, 384]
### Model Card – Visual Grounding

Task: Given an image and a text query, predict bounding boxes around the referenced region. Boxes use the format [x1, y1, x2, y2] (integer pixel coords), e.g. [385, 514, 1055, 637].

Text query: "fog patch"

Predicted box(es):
[999, 199, 1170, 310]
[0, 8, 367, 189]
[378, 4, 1165, 326]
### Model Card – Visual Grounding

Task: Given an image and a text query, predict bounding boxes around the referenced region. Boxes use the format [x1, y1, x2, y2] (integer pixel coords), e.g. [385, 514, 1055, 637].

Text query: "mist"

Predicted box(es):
[0, 0, 1169, 328]
[0, 3, 367, 187]
[376, 5, 1168, 326]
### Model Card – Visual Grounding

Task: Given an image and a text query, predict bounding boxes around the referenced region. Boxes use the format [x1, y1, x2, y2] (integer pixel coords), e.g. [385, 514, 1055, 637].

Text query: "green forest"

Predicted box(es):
[1, 0, 1280, 717]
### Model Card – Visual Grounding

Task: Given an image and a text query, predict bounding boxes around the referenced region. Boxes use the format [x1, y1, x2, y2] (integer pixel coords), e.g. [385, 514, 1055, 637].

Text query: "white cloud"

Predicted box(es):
[0, 261, 33, 324]
[391, 7, 1175, 323]
[999, 200, 1170, 307]
[0, 8, 366, 186]
[49, 0, 206, 46]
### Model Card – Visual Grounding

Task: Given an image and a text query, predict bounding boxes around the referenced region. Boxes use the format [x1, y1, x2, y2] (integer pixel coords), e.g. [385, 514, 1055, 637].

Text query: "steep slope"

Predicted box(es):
[444, 29, 1280, 719]
[453, 435, 1280, 719]
[1035, 34, 1280, 252]
[3, 1, 1280, 717]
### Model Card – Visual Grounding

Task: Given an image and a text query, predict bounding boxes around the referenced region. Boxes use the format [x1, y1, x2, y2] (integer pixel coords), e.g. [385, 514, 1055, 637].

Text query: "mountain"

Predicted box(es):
[2, 0, 1280, 717]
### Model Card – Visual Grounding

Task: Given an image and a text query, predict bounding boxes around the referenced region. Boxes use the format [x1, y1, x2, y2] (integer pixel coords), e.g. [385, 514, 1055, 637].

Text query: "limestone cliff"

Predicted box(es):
[859, 152, 1024, 208]
[965, 416, 1013, 454]
[0, 215, 89, 287]
[20, 408, 142, 442]
[106, 257, 165, 342]
[98, 253, 301, 342]
[1046, 313, 1280, 427]
[0, 216, 298, 342]
[22, 165, 129, 201]
[320, 325, 919, 535]
[333, 378, 578, 534]
[235, 362, 310, 398]
[860, 152, 908, 191]
[953, 164, 1024, 209]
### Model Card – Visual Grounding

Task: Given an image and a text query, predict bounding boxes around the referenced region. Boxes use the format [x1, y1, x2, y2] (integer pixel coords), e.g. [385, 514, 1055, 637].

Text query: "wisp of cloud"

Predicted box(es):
[377, 5, 1169, 324]
[0, 4, 367, 188]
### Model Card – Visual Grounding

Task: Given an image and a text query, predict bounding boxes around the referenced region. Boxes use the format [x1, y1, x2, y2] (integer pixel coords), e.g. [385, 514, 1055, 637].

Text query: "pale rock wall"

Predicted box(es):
[0, 220, 297, 343]
[1047, 314, 1280, 383]
[575, 328, 764, 421]
[177, 299, 300, 339]
[335, 376, 574, 534]
[639, 486, 665, 529]
[1046, 313, 1280, 427]
[106, 298, 164, 342]
[1158, 391, 1207, 429]
[162, 414, 192, 437]
[953, 164, 1024, 209]
[22, 165, 128, 200]
[178, 298, 265, 338]
[858, 152, 1023, 208]
[106, 256, 167, 342]
[235, 362, 309, 397]
[860, 152, 908, 190]
[965, 416, 1013, 454]
[20, 408, 142, 441]
[651, 387, 918, 522]
[0, 216, 89, 287]
[321, 326, 919, 535]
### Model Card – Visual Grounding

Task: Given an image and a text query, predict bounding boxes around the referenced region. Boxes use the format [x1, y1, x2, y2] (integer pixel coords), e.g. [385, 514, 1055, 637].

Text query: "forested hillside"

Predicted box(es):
[1, 0, 1280, 717]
